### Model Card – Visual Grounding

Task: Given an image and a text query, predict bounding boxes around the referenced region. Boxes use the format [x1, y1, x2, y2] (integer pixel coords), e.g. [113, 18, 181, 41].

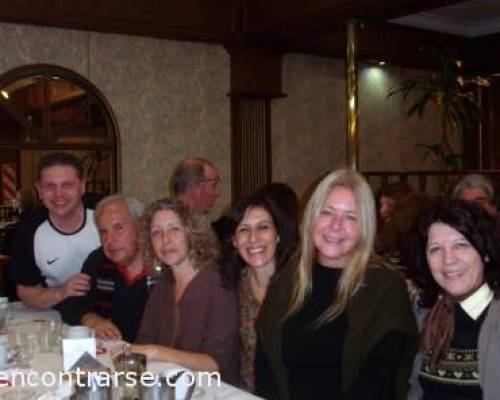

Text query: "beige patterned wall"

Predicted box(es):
[273, 54, 446, 199]
[272, 54, 347, 201]
[0, 22, 451, 210]
[0, 23, 230, 218]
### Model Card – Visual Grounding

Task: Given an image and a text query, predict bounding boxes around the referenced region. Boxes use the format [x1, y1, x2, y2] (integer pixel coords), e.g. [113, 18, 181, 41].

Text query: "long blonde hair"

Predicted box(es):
[287, 169, 378, 324]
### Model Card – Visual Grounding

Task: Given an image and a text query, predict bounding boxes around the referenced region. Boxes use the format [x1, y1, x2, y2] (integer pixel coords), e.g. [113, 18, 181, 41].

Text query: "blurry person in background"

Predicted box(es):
[375, 193, 432, 301]
[220, 193, 298, 391]
[453, 173, 500, 240]
[377, 181, 414, 224]
[170, 155, 220, 214]
[375, 193, 431, 274]
[170, 155, 229, 244]
[453, 173, 497, 217]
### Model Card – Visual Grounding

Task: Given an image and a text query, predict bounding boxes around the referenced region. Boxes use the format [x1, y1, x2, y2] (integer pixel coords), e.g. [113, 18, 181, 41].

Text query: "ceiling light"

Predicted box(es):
[0, 90, 8, 99]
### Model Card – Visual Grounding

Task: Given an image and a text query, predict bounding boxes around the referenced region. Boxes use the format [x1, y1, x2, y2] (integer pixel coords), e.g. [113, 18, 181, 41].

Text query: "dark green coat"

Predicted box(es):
[256, 261, 418, 400]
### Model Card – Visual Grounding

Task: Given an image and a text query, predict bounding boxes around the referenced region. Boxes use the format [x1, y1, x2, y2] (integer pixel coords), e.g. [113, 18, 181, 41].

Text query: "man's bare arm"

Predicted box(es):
[17, 273, 90, 309]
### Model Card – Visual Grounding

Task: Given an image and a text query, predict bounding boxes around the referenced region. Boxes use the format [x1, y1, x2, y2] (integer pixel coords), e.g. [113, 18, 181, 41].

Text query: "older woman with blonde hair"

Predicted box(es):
[256, 169, 418, 400]
[125, 198, 239, 383]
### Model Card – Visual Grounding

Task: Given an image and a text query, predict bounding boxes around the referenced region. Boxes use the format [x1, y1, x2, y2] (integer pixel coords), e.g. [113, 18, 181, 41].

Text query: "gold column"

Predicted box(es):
[477, 86, 483, 169]
[346, 20, 359, 170]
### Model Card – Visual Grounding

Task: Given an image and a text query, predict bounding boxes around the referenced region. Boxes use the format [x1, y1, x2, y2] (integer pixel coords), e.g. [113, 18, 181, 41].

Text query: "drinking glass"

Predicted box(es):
[10, 331, 35, 367]
[0, 305, 8, 333]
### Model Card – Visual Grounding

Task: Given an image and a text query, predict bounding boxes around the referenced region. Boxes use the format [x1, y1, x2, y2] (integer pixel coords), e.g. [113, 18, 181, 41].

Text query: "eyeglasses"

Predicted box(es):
[197, 177, 219, 186]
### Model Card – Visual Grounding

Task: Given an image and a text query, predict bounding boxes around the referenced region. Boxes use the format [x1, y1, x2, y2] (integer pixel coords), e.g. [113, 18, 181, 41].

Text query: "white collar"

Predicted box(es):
[459, 283, 494, 320]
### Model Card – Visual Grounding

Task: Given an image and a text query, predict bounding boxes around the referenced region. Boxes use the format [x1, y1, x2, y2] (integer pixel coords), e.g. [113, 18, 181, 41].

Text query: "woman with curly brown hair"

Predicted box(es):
[126, 198, 239, 383]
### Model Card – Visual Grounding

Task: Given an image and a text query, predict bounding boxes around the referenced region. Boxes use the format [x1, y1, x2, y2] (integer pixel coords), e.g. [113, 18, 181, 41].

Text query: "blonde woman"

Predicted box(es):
[256, 169, 418, 400]
[126, 198, 239, 383]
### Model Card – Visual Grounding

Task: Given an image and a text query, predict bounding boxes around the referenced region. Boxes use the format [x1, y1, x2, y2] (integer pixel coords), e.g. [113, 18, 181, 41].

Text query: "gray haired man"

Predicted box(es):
[453, 174, 497, 217]
[66, 195, 155, 342]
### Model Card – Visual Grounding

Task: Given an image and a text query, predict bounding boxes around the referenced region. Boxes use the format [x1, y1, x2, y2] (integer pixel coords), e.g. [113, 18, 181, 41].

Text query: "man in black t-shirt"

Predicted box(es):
[70, 195, 154, 342]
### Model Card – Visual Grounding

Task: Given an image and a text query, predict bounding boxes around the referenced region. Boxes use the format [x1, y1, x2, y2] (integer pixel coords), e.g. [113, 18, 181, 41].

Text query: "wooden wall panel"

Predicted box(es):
[230, 50, 283, 96]
[0, 0, 235, 42]
[231, 96, 271, 200]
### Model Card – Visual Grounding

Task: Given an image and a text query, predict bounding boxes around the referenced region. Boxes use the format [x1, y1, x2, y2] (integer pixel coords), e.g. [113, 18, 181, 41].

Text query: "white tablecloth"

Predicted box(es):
[8, 302, 61, 324]
[0, 303, 261, 399]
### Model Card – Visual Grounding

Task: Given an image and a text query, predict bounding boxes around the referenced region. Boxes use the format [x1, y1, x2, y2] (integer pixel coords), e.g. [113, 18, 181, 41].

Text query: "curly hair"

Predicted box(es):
[219, 193, 298, 289]
[413, 199, 500, 307]
[141, 197, 219, 272]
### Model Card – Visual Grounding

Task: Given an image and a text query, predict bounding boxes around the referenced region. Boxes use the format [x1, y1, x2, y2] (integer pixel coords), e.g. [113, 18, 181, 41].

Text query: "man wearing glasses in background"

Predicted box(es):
[170, 155, 227, 242]
[170, 155, 220, 214]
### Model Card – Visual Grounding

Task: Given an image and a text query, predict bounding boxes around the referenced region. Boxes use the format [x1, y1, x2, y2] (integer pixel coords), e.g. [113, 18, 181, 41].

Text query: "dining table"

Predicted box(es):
[0, 302, 262, 400]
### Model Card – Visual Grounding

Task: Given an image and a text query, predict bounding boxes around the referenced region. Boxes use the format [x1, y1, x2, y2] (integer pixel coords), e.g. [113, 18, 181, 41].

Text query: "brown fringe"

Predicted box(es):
[419, 294, 456, 370]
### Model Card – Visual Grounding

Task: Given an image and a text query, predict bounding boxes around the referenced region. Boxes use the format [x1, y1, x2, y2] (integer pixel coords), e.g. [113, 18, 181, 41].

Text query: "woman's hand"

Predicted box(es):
[110, 343, 162, 360]
[110, 343, 217, 372]
[109, 343, 128, 360]
[129, 344, 162, 360]
[110, 343, 169, 361]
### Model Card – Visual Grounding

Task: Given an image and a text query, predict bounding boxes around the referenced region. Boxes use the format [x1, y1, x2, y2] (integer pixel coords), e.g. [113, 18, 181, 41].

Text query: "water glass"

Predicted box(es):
[0, 334, 8, 368]
[0, 302, 8, 332]
[46, 320, 62, 351]
[10, 331, 35, 367]
[0, 312, 6, 333]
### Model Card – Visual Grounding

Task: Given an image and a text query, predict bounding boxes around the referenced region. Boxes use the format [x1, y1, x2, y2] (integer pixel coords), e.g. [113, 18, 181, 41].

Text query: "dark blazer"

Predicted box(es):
[256, 260, 418, 400]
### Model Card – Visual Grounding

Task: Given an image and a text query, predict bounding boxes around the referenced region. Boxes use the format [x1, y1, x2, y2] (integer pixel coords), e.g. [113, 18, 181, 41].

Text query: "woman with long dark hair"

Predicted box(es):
[220, 192, 297, 391]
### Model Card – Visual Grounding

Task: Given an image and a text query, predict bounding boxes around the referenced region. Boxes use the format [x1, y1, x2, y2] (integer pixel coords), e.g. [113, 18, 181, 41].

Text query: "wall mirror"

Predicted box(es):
[0, 64, 120, 218]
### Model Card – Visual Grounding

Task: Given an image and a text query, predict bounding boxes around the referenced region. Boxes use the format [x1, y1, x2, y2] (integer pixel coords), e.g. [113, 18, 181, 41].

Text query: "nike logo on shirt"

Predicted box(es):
[47, 257, 59, 265]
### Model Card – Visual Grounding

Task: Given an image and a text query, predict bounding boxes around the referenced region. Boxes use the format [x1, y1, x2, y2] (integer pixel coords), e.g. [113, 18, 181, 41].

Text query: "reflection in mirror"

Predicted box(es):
[0, 65, 119, 222]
